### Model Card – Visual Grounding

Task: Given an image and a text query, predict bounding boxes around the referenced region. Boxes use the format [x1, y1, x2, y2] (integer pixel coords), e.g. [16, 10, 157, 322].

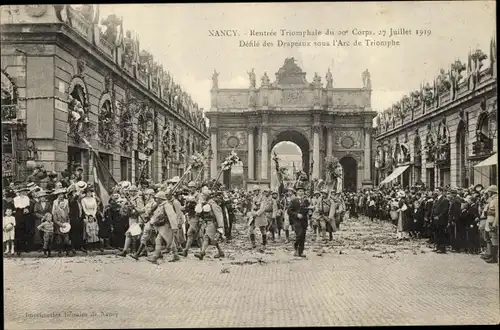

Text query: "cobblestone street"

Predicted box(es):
[4, 216, 499, 328]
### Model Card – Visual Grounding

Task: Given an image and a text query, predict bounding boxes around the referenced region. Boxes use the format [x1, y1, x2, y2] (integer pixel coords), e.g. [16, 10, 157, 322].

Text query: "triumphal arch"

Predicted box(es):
[205, 58, 377, 191]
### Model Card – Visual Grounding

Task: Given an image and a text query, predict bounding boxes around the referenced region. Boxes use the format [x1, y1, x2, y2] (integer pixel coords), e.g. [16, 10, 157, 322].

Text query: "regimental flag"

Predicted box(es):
[92, 150, 118, 208]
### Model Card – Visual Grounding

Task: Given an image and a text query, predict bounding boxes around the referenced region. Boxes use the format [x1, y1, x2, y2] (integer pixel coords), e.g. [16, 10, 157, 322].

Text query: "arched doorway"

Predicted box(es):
[456, 121, 467, 187]
[340, 156, 357, 192]
[270, 141, 302, 189]
[269, 130, 310, 183]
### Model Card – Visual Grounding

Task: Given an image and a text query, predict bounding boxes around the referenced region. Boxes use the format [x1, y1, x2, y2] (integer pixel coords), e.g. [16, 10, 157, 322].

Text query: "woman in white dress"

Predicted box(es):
[81, 188, 100, 250]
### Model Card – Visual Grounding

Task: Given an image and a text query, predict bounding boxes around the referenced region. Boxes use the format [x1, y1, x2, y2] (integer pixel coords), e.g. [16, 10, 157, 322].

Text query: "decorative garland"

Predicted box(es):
[119, 101, 134, 152]
[325, 156, 342, 182]
[137, 106, 155, 154]
[67, 94, 96, 144]
[98, 100, 117, 149]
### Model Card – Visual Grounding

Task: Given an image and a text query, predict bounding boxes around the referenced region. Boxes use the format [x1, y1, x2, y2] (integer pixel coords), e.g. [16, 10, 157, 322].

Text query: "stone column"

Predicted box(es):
[327, 127, 333, 157]
[210, 128, 218, 179]
[247, 127, 255, 180]
[260, 127, 268, 180]
[362, 127, 373, 186]
[312, 126, 320, 179]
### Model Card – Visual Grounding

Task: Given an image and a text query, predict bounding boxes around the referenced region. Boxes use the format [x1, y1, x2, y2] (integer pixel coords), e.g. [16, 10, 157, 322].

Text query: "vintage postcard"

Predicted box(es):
[1, 2, 498, 329]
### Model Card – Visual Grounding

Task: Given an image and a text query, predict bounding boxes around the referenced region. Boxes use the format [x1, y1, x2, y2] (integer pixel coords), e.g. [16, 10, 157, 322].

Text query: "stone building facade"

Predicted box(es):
[374, 40, 497, 189]
[1, 5, 208, 185]
[206, 58, 377, 191]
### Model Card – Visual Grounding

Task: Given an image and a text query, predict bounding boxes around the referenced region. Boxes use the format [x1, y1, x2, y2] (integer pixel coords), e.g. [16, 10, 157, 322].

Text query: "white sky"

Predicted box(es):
[99, 2, 495, 113]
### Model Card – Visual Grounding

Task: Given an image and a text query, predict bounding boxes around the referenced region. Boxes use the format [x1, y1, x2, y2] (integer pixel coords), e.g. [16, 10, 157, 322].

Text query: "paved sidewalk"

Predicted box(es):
[4, 217, 499, 328]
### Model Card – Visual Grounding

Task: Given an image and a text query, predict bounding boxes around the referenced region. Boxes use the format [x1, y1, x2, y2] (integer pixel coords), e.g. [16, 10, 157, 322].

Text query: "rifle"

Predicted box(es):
[272, 152, 285, 196]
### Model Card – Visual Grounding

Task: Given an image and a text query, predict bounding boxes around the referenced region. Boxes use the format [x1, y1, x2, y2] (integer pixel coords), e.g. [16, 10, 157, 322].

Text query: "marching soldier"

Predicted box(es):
[147, 190, 183, 264]
[249, 188, 273, 249]
[483, 185, 498, 263]
[282, 187, 295, 243]
[117, 185, 145, 257]
[317, 189, 334, 241]
[270, 191, 281, 242]
[181, 187, 202, 257]
[288, 183, 310, 257]
[129, 189, 160, 260]
[194, 187, 225, 260]
[310, 191, 322, 241]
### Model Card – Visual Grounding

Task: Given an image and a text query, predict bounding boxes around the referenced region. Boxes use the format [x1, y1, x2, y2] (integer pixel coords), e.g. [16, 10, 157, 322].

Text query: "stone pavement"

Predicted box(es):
[4, 216, 499, 328]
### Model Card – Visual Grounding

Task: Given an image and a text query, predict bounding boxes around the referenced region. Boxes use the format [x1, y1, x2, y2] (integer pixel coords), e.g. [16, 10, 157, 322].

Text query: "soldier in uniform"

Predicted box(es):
[194, 187, 225, 260]
[317, 189, 334, 242]
[310, 191, 322, 241]
[269, 191, 281, 243]
[147, 190, 183, 263]
[249, 187, 273, 249]
[288, 183, 310, 257]
[282, 187, 295, 243]
[129, 189, 160, 260]
[483, 185, 498, 263]
[181, 185, 202, 257]
[117, 185, 145, 257]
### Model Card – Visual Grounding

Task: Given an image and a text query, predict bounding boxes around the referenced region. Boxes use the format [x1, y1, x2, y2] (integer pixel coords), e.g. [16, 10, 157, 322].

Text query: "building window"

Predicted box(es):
[120, 156, 131, 182]
[99, 152, 113, 173]
[490, 165, 497, 186]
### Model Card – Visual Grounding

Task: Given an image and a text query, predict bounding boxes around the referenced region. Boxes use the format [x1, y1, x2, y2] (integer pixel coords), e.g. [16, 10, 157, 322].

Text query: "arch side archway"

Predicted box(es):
[339, 156, 358, 192]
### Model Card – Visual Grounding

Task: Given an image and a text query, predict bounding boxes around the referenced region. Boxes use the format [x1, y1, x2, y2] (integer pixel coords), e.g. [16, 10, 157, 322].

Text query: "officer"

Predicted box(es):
[288, 183, 309, 257]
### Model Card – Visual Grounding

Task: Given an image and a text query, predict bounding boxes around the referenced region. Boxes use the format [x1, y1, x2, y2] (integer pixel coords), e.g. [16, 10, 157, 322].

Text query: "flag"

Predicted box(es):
[92, 150, 118, 207]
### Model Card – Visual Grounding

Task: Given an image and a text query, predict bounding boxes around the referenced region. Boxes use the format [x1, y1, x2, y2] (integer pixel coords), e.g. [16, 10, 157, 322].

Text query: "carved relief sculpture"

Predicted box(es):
[119, 100, 134, 153]
[137, 106, 155, 155]
[98, 99, 116, 149]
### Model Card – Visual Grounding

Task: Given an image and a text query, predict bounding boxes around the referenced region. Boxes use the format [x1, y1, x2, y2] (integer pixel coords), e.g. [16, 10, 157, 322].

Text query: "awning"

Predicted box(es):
[474, 153, 497, 168]
[379, 165, 410, 185]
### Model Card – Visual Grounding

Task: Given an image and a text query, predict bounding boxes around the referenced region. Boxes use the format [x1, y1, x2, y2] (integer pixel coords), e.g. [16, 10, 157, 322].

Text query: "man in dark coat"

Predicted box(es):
[431, 187, 450, 253]
[448, 188, 464, 251]
[287, 183, 309, 257]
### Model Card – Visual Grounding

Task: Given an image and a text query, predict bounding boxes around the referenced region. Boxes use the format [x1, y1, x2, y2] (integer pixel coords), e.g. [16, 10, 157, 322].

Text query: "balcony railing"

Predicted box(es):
[472, 138, 493, 157]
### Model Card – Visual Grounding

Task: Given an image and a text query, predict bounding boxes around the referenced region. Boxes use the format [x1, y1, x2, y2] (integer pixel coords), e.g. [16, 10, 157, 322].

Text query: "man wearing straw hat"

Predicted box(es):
[52, 188, 72, 256]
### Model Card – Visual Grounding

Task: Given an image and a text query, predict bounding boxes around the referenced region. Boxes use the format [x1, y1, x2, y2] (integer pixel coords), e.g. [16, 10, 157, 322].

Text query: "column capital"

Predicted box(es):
[312, 125, 322, 134]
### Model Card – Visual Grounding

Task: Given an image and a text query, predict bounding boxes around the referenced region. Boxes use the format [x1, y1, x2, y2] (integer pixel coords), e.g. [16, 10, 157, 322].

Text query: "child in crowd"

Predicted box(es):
[37, 212, 54, 257]
[3, 208, 16, 255]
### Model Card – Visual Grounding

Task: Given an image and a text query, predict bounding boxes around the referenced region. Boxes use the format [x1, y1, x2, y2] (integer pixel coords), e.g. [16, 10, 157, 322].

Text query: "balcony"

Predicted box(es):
[472, 138, 493, 157]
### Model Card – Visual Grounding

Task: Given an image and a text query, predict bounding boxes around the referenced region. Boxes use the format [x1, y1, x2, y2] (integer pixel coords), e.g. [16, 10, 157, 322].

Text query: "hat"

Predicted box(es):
[36, 190, 48, 198]
[76, 181, 87, 190]
[154, 191, 168, 200]
[252, 185, 261, 191]
[5, 189, 17, 198]
[128, 185, 138, 192]
[295, 184, 306, 191]
[320, 189, 329, 195]
[145, 188, 155, 195]
[75, 166, 83, 171]
[262, 188, 271, 193]
[474, 184, 484, 192]
[287, 187, 296, 193]
[15, 184, 30, 192]
[59, 223, 71, 234]
[27, 182, 36, 189]
[313, 191, 320, 195]
[201, 186, 211, 195]
[187, 181, 196, 188]
[48, 171, 58, 177]
[485, 185, 498, 194]
[171, 176, 181, 183]
[271, 191, 278, 195]
[120, 181, 132, 189]
[4, 223, 14, 233]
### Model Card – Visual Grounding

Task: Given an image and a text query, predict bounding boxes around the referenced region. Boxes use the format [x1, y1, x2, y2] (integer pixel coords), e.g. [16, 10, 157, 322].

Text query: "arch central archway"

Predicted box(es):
[269, 130, 310, 182]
